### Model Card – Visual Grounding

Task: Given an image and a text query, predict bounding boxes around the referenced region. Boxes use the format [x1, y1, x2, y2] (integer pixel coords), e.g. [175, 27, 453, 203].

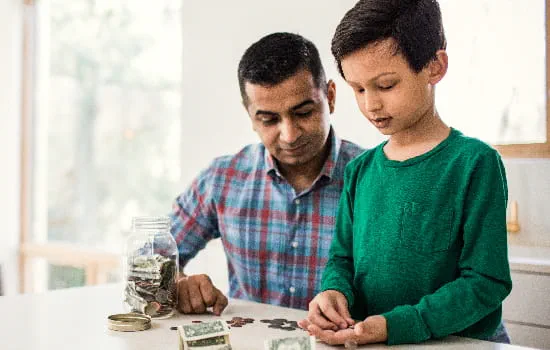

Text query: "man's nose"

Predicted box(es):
[279, 118, 302, 144]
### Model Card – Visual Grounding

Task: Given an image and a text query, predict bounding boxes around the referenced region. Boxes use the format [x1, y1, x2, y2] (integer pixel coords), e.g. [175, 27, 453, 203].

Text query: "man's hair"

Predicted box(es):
[238, 32, 327, 105]
[331, 0, 447, 77]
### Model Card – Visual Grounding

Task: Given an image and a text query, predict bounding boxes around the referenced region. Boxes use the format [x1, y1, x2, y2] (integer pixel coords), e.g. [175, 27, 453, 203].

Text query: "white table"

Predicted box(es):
[0, 284, 539, 350]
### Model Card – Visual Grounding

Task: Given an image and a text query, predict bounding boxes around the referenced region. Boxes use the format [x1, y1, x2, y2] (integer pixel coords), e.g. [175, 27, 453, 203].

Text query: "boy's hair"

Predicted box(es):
[331, 0, 447, 78]
[238, 32, 327, 106]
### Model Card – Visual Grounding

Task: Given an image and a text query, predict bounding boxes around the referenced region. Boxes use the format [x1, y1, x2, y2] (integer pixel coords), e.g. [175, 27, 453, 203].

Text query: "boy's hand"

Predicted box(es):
[299, 290, 354, 331]
[304, 315, 388, 346]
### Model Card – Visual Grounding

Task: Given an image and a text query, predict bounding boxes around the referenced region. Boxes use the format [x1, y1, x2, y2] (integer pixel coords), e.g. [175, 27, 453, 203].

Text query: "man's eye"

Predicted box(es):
[295, 110, 313, 117]
[356, 88, 365, 94]
[261, 118, 277, 125]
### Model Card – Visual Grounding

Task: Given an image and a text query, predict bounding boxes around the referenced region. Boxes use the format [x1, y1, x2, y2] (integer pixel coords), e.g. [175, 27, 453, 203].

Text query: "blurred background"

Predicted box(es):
[0, 0, 548, 346]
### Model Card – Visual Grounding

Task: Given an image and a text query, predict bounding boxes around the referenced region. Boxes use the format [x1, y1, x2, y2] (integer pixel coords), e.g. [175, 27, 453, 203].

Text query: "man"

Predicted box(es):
[169, 32, 364, 316]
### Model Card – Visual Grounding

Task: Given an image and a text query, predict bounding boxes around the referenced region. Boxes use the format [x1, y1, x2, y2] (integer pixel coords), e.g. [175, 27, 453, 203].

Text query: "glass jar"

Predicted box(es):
[123, 216, 178, 319]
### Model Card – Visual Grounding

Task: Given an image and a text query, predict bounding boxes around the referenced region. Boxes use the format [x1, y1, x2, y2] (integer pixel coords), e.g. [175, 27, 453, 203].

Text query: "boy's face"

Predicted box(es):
[340, 38, 446, 136]
[244, 69, 335, 170]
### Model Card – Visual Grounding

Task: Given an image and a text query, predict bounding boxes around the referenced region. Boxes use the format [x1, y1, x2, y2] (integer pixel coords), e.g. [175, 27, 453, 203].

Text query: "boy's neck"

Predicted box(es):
[384, 111, 450, 161]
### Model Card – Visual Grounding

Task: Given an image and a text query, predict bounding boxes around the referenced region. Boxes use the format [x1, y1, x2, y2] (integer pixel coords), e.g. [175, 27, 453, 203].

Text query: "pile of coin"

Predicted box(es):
[124, 254, 177, 318]
[226, 316, 254, 327]
[260, 318, 299, 331]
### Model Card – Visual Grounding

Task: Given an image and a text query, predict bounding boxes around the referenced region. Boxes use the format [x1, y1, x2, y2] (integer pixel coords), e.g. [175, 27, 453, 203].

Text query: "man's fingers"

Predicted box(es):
[187, 280, 207, 313]
[212, 289, 228, 316]
[177, 279, 192, 314]
[308, 304, 338, 330]
[197, 276, 216, 306]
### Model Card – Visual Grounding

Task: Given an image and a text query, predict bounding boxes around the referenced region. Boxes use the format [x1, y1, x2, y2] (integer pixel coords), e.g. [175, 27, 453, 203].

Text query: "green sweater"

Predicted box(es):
[321, 128, 512, 345]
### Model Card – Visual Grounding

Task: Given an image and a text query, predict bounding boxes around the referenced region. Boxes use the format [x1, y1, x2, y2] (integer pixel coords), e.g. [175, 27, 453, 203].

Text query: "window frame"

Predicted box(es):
[493, 0, 550, 158]
[18, 0, 119, 293]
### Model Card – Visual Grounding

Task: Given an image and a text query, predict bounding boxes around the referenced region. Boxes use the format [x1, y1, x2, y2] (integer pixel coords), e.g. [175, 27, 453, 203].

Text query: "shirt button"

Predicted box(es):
[289, 286, 296, 294]
[291, 241, 298, 248]
[295, 199, 301, 204]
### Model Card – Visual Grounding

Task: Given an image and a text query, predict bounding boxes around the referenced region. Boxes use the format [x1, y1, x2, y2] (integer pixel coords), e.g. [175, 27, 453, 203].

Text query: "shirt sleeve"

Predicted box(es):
[382, 150, 513, 344]
[169, 164, 221, 271]
[321, 164, 357, 308]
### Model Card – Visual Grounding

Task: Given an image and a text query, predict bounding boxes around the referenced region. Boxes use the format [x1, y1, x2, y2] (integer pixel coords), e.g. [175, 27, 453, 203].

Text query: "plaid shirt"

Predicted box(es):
[170, 129, 364, 310]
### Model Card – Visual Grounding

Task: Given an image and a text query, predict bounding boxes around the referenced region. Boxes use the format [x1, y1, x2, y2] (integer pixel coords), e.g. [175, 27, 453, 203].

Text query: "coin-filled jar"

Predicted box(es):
[124, 216, 178, 319]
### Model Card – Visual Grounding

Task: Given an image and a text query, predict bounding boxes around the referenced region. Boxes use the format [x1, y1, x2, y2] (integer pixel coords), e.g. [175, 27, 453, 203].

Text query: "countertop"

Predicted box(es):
[0, 284, 539, 350]
[508, 245, 550, 274]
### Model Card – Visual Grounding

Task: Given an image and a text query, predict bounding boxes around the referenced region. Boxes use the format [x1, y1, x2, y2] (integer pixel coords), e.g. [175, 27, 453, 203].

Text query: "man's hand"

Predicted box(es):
[300, 315, 388, 346]
[298, 290, 354, 331]
[177, 274, 228, 315]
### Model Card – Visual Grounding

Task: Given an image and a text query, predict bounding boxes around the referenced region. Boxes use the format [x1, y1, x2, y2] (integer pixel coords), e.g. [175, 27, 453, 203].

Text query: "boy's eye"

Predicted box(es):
[261, 118, 277, 125]
[378, 82, 397, 90]
[356, 88, 365, 94]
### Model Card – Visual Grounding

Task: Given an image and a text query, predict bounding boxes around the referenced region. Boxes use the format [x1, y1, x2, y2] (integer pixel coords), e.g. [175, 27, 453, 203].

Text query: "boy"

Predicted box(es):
[299, 0, 512, 345]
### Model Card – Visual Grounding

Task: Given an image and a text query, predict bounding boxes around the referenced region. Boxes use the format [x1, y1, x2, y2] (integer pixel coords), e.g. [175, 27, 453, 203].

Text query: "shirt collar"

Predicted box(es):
[264, 127, 342, 182]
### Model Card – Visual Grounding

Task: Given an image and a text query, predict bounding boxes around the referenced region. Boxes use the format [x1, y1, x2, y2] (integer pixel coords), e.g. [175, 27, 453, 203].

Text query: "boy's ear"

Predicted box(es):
[428, 50, 448, 85]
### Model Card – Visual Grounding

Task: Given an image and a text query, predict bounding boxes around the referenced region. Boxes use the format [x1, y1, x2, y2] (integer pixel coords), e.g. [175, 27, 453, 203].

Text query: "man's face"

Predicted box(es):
[341, 38, 445, 136]
[244, 69, 334, 169]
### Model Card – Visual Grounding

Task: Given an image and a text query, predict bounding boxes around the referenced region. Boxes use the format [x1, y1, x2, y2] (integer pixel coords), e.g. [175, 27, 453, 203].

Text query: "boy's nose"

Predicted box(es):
[364, 92, 382, 112]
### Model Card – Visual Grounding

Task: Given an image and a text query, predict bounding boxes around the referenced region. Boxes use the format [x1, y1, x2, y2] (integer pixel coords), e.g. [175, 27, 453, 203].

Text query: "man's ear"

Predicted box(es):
[326, 79, 336, 114]
[243, 100, 257, 132]
[428, 50, 448, 85]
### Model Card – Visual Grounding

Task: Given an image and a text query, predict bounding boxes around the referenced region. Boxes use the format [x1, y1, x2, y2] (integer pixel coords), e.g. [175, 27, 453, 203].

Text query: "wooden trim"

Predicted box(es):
[493, 0, 550, 158]
[20, 242, 120, 288]
[20, 243, 121, 269]
[547, 0, 550, 145]
[495, 143, 550, 158]
[18, 1, 35, 294]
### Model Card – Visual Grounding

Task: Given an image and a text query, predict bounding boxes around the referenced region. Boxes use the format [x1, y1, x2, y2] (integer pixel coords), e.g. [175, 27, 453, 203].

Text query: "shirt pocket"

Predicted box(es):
[400, 201, 453, 253]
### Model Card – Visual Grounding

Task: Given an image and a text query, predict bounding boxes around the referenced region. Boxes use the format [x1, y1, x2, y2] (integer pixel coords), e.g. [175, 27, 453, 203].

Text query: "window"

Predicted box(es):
[20, 0, 182, 292]
[438, 0, 549, 157]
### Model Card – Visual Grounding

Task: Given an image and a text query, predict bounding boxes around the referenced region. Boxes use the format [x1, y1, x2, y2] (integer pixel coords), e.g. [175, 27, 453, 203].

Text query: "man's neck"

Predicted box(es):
[278, 139, 331, 193]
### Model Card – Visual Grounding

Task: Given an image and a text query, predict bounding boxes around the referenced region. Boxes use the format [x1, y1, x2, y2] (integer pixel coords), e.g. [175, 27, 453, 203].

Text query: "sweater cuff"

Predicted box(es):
[382, 305, 431, 345]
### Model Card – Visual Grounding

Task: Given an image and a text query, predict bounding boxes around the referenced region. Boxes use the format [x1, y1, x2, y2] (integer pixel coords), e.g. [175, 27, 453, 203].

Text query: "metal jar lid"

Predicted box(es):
[107, 313, 152, 332]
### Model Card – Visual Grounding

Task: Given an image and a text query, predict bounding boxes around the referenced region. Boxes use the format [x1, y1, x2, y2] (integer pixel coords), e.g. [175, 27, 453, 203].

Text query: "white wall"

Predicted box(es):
[0, 0, 22, 296]
[179, 0, 383, 293]
[0, 0, 548, 296]
[179, 0, 550, 293]
[179, 0, 380, 187]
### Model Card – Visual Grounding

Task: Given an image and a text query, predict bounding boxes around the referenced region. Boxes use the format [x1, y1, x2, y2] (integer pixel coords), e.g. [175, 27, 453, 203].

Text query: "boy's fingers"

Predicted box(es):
[298, 318, 311, 330]
[335, 298, 354, 327]
[308, 304, 338, 330]
[308, 324, 355, 346]
[319, 303, 348, 329]
[354, 321, 367, 336]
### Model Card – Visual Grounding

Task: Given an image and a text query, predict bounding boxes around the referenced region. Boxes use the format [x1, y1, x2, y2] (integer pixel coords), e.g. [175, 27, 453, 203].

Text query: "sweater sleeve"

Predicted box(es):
[321, 164, 357, 308]
[382, 150, 512, 344]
